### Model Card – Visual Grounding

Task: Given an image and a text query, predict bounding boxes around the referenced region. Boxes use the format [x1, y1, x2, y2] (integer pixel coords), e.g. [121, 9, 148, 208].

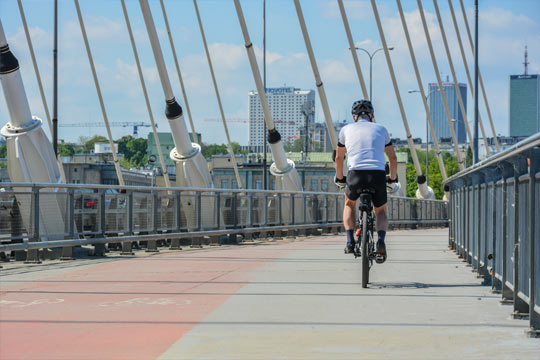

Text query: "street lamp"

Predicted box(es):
[352, 46, 393, 101]
[408, 88, 439, 185]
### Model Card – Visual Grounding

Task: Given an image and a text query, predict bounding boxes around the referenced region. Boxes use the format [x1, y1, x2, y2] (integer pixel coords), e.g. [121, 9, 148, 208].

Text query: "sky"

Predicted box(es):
[1, 0, 539, 146]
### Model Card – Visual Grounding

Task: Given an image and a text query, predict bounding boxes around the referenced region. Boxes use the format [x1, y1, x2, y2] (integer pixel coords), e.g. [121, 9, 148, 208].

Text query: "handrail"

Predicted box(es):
[0, 182, 448, 202]
[445, 132, 540, 184]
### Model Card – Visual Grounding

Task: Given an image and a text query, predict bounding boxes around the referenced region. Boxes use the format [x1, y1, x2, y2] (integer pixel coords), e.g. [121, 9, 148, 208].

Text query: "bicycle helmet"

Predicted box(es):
[351, 99, 374, 116]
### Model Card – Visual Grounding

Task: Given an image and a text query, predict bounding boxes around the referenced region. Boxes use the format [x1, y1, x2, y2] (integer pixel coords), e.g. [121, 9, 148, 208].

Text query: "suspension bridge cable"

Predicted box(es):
[447, 0, 490, 155]
[396, 0, 447, 180]
[159, 0, 198, 146]
[417, 0, 465, 170]
[16, 0, 67, 183]
[458, 0, 500, 151]
[337, 0, 369, 100]
[73, 0, 125, 185]
[434, 0, 485, 156]
[233, 0, 301, 190]
[370, 1, 426, 183]
[293, 0, 337, 149]
[120, 0, 170, 188]
[193, 0, 243, 189]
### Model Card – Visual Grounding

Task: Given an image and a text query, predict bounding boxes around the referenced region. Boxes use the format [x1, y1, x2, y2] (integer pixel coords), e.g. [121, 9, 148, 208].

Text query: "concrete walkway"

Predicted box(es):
[1, 229, 539, 359]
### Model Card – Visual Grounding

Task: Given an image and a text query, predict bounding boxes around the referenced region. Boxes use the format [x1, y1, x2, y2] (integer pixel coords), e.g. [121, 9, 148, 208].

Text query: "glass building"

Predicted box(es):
[509, 74, 539, 137]
[429, 82, 467, 144]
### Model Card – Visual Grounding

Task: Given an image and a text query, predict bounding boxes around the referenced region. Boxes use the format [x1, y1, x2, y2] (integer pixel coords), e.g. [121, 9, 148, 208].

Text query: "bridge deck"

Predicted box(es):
[1, 230, 539, 359]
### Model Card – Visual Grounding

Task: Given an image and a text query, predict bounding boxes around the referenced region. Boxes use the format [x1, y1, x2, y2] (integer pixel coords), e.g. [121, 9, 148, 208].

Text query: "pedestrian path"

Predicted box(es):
[1, 229, 539, 359]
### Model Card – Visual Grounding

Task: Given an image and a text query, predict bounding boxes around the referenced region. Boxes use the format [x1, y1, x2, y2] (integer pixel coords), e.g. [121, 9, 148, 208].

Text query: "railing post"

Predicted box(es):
[61, 187, 75, 260]
[511, 156, 529, 319]
[500, 162, 514, 302]
[122, 191, 135, 255]
[146, 190, 159, 252]
[191, 191, 204, 248]
[527, 148, 540, 337]
[91, 189, 106, 257]
[25, 186, 41, 264]
[170, 191, 182, 250]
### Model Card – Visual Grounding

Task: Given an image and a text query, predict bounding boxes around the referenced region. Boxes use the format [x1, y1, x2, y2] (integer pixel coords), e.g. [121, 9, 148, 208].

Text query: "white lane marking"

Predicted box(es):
[0, 299, 64, 308]
[98, 298, 192, 307]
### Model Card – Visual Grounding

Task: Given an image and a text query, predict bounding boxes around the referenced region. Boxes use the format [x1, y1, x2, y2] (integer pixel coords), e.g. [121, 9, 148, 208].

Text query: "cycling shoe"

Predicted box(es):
[344, 243, 355, 254]
[375, 241, 387, 264]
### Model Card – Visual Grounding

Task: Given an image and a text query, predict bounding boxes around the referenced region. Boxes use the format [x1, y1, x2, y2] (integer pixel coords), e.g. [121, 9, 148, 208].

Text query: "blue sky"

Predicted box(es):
[1, 0, 539, 145]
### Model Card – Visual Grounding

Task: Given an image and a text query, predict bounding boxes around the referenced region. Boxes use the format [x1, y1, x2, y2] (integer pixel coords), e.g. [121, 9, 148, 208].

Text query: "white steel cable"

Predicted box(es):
[448, 0, 490, 155]
[74, 0, 125, 185]
[233, 0, 301, 190]
[120, 0, 170, 188]
[293, 0, 337, 149]
[396, 0, 447, 180]
[417, 0, 465, 170]
[193, 0, 242, 189]
[433, 0, 474, 149]
[370, 0, 424, 177]
[458, 0, 500, 151]
[337, 0, 368, 100]
[159, 0, 198, 145]
[17, 0, 66, 183]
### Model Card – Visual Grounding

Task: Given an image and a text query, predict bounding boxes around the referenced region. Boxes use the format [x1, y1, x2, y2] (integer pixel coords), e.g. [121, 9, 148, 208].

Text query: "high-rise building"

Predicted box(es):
[510, 45, 540, 137]
[429, 82, 467, 144]
[248, 87, 315, 152]
[509, 74, 539, 136]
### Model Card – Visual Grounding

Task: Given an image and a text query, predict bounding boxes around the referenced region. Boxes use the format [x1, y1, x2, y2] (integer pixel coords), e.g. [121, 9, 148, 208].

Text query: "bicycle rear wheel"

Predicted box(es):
[361, 210, 369, 288]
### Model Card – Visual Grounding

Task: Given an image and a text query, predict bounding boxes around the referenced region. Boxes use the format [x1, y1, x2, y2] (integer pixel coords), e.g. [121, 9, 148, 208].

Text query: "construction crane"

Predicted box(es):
[59, 122, 153, 137]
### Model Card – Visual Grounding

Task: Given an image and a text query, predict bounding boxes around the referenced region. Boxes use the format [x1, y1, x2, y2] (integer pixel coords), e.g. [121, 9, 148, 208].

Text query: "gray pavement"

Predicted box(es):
[159, 229, 540, 359]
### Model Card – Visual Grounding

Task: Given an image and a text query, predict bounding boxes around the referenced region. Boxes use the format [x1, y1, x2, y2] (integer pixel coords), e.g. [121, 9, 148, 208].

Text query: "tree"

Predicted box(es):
[58, 143, 75, 157]
[202, 143, 228, 158]
[0, 144, 6, 158]
[82, 135, 108, 153]
[465, 146, 473, 167]
[400, 148, 460, 200]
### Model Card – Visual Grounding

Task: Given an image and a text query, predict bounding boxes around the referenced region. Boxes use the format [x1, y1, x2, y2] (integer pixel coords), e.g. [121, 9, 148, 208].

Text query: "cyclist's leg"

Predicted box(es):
[373, 204, 388, 233]
[370, 170, 388, 262]
[343, 171, 361, 252]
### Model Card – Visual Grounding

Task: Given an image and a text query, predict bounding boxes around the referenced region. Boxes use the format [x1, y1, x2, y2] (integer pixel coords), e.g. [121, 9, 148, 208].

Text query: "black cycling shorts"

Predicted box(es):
[345, 170, 387, 207]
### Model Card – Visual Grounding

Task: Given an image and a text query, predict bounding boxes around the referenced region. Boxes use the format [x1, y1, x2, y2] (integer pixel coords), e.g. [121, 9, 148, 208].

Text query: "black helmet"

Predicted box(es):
[351, 99, 374, 116]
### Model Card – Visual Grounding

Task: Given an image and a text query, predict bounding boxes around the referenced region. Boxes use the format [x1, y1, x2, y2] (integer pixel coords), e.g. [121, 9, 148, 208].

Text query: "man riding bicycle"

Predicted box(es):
[334, 100, 398, 263]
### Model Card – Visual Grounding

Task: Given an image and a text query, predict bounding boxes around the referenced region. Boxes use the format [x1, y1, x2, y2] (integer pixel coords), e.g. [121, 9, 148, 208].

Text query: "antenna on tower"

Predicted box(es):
[523, 45, 529, 75]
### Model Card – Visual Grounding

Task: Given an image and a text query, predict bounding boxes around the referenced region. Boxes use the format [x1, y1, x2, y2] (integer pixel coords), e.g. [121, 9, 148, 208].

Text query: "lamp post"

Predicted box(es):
[408, 88, 440, 185]
[353, 46, 393, 100]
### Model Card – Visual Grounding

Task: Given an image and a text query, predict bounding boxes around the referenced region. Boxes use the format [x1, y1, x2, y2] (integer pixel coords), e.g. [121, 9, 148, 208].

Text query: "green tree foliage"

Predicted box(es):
[465, 146, 473, 167]
[58, 143, 75, 157]
[0, 144, 6, 158]
[283, 138, 323, 153]
[201, 142, 246, 159]
[82, 135, 108, 153]
[400, 148, 460, 199]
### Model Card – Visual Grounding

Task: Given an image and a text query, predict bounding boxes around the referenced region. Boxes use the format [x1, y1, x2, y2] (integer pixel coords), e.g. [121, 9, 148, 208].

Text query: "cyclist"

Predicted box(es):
[334, 100, 398, 263]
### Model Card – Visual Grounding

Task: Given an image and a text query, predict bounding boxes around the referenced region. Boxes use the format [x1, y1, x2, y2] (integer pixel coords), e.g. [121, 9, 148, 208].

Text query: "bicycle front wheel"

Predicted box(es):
[361, 210, 369, 288]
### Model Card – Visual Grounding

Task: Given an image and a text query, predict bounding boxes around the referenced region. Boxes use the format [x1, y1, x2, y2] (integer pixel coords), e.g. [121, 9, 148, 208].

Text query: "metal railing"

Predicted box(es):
[445, 132, 540, 337]
[0, 182, 448, 257]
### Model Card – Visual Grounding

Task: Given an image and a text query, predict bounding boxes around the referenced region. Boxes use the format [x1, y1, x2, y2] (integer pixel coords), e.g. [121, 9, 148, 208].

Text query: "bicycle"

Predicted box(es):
[354, 189, 376, 288]
[335, 176, 400, 288]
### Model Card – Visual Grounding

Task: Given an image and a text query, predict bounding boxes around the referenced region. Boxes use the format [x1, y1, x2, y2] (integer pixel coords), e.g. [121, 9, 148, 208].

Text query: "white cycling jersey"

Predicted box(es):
[338, 119, 392, 171]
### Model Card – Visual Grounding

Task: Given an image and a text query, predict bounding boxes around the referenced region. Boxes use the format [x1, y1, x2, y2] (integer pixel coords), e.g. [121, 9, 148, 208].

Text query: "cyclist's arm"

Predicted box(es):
[335, 144, 346, 179]
[385, 144, 398, 181]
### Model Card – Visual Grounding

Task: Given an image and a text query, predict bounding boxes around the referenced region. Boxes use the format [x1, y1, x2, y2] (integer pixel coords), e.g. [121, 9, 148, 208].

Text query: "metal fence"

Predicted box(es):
[445, 133, 540, 337]
[0, 182, 448, 259]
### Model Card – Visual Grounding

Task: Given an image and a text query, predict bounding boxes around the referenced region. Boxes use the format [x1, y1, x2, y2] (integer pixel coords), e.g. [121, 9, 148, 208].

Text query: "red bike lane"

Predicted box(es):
[0, 237, 337, 360]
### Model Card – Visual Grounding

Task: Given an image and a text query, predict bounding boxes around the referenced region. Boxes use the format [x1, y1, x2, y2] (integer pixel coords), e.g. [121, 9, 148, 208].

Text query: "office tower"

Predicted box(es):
[509, 47, 539, 137]
[429, 81, 467, 144]
[248, 87, 315, 152]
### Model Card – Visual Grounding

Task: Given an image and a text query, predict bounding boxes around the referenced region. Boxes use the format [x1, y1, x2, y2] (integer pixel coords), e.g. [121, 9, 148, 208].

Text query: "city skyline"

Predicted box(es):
[0, 0, 539, 146]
